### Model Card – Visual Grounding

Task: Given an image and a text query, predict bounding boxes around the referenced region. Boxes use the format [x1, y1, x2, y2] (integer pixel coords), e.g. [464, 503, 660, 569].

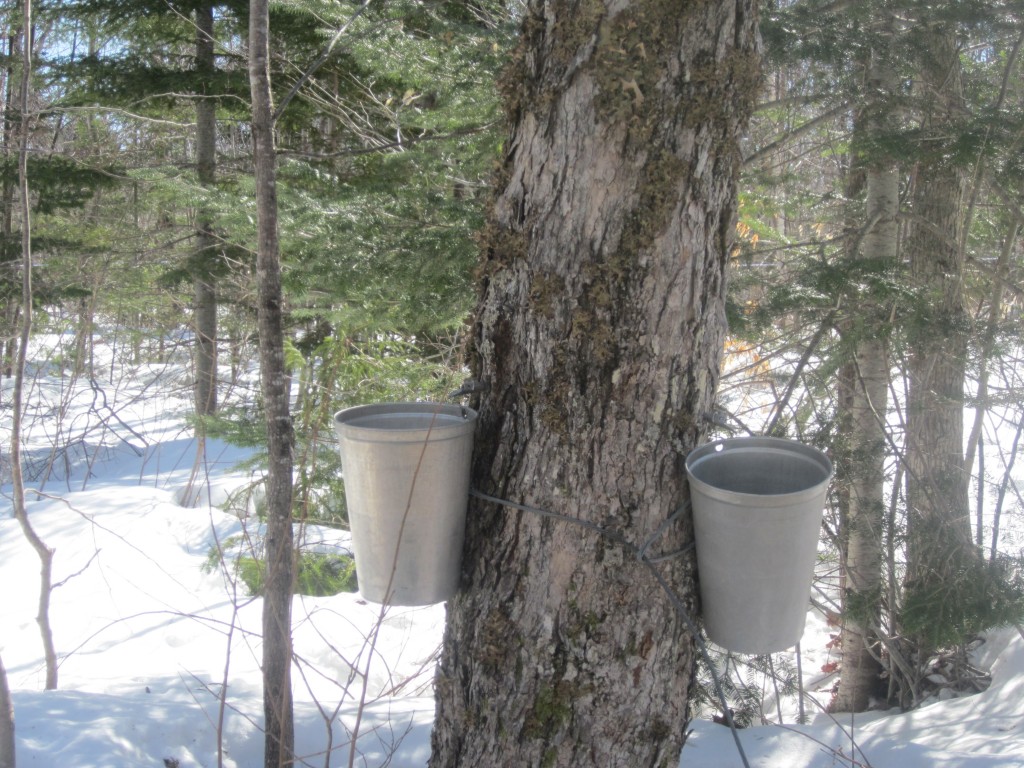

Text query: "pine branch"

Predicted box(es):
[273, 0, 374, 123]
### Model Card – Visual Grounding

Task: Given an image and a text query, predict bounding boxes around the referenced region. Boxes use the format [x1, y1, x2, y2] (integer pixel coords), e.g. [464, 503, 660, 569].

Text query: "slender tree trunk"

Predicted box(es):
[833, 43, 898, 713]
[430, 0, 760, 765]
[966, 217, 1018, 552]
[194, 1, 218, 419]
[903, 27, 974, 642]
[965, 218, 1018, 482]
[71, 295, 93, 376]
[249, 2, 295, 765]
[2, 30, 19, 378]
[0, 652, 13, 768]
[11, 0, 57, 693]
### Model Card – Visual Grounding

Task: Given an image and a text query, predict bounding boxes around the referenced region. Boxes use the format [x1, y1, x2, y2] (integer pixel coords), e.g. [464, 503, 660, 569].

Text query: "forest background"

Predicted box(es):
[3, 0, 1024, 764]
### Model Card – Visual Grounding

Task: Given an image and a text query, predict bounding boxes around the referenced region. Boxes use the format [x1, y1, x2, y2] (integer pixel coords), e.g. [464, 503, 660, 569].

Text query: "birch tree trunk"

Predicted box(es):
[248, 2, 295, 764]
[832, 44, 898, 713]
[430, 0, 761, 765]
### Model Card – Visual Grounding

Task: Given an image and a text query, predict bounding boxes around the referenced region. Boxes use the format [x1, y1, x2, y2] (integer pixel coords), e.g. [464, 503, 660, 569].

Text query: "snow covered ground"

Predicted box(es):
[2, 334, 1023, 767]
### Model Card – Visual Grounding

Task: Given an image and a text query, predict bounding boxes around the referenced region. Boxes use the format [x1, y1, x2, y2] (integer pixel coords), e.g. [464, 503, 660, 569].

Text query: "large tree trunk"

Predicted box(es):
[194, 1, 218, 419]
[430, 1, 760, 765]
[249, 2, 295, 765]
[903, 27, 973, 640]
[832, 44, 898, 713]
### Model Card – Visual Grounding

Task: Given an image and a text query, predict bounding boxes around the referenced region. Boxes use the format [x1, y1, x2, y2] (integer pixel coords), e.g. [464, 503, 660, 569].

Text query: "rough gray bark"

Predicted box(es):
[833, 46, 897, 713]
[0, 652, 13, 768]
[248, 2, 295, 765]
[904, 28, 974, 619]
[194, 1, 218, 419]
[429, 0, 760, 765]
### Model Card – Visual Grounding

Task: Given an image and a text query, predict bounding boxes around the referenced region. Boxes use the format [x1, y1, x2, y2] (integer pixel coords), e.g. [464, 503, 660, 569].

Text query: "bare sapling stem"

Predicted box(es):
[11, 0, 58, 692]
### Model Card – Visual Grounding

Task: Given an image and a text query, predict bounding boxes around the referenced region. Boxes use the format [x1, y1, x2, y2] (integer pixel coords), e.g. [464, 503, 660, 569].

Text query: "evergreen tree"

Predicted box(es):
[59, 0, 253, 417]
[741, 0, 1024, 710]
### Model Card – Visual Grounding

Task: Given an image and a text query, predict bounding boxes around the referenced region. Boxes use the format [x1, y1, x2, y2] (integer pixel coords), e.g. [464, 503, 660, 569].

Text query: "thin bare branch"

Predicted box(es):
[743, 102, 851, 167]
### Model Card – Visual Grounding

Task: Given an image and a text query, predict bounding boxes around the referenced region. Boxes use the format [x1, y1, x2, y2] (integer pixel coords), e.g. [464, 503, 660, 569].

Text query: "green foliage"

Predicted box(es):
[197, 408, 268, 450]
[203, 538, 358, 597]
[242, 551, 359, 597]
[729, 0, 1024, 717]
[0, 157, 120, 215]
[691, 645, 801, 728]
[202, 331, 465, 528]
[258, 0, 511, 334]
[902, 555, 1024, 651]
[30, 0, 511, 351]
[55, 54, 249, 113]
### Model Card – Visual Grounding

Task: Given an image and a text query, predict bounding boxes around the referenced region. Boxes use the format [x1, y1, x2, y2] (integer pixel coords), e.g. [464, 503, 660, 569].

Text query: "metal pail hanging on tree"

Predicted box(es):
[685, 436, 833, 654]
[334, 402, 477, 606]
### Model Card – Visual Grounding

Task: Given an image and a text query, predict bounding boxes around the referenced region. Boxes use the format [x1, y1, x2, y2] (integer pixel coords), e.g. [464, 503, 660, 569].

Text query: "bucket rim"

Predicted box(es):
[685, 436, 833, 500]
[334, 402, 478, 433]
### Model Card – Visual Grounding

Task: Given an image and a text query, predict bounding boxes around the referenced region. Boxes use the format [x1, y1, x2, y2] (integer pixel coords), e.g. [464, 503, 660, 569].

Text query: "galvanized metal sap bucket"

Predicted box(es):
[334, 403, 477, 606]
[686, 437, 832, 654]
